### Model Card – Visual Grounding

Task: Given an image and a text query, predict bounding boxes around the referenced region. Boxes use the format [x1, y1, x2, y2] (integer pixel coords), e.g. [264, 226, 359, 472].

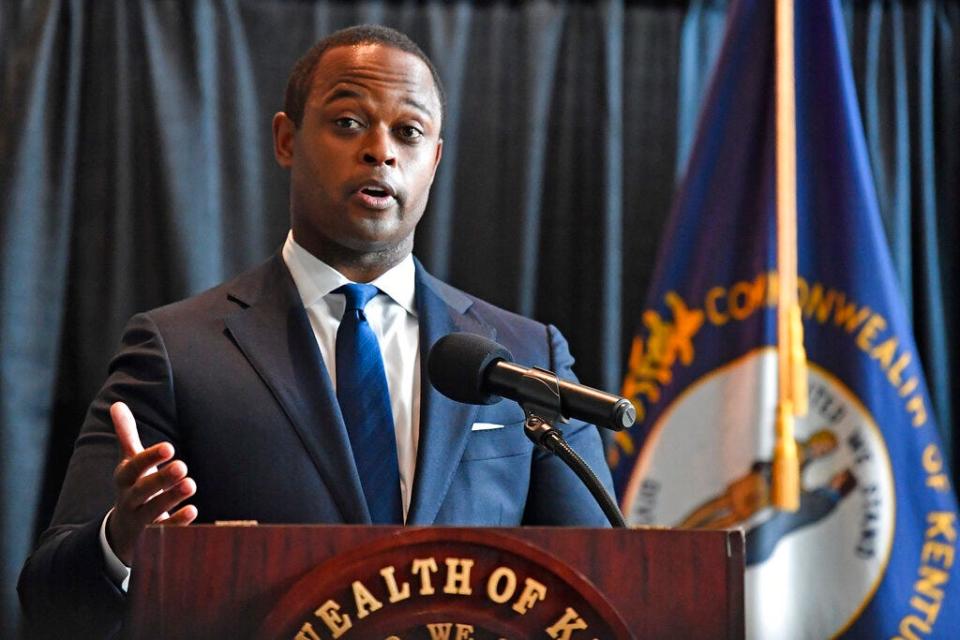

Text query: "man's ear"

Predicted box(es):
[272, 112, 295, 168]
[432, 138, 443, 173]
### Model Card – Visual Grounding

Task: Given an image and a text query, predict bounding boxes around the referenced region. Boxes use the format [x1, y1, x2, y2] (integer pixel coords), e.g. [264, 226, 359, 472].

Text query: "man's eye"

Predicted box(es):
[334, 118, 362, 129]
[397, 126, 423, 140]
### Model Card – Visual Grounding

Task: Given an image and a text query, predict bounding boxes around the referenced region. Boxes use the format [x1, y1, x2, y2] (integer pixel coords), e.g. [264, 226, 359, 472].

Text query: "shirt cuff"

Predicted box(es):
[99, 508, 131, 592]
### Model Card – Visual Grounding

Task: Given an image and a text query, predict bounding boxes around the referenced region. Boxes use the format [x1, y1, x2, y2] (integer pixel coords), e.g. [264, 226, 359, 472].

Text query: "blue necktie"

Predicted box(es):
[334, 283, 403, 524]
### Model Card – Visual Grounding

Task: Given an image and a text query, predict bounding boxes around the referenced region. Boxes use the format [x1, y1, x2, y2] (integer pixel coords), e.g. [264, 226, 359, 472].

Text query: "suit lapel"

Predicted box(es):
[407, 263, 497, 525]
[222, 256, 370, 524]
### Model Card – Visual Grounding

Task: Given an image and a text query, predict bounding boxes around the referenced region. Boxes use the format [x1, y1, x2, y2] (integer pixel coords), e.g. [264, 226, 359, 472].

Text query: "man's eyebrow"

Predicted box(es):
[402, 97, 434, 120]
[321, 86, 435, 120]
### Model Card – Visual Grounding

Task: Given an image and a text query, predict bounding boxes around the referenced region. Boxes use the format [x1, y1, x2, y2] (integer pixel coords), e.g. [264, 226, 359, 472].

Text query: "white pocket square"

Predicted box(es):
[470, 422, 504, 431]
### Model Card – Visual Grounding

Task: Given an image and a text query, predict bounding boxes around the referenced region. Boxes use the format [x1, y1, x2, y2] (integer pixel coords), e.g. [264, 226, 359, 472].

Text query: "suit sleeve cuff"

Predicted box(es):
[99, 508, 131, 592]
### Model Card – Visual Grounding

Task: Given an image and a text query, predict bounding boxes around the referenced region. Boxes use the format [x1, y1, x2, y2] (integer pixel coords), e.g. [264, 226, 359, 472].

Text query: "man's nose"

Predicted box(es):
[361, 127, 397, 167]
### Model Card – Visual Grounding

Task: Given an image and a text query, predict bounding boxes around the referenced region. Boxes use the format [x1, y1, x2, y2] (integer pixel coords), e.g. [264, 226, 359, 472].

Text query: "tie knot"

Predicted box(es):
[336, 283, 379, 312]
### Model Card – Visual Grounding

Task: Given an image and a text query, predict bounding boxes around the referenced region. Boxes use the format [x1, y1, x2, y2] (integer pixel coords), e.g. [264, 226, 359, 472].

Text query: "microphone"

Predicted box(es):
[427, 333, 636, 431]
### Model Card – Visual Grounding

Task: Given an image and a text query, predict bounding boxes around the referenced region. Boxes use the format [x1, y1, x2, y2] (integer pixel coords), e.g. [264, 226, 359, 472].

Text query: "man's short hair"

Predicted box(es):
[283, 24, 446, 130]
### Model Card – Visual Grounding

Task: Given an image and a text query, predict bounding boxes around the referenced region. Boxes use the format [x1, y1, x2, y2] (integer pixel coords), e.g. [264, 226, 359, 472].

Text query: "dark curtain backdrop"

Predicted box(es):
[1, 0, 957, 634]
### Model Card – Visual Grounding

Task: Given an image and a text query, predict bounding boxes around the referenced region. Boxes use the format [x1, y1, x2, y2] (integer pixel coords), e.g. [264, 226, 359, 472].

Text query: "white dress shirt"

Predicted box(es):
[101, 231, 421, 588]
[281, 230, 421, 518]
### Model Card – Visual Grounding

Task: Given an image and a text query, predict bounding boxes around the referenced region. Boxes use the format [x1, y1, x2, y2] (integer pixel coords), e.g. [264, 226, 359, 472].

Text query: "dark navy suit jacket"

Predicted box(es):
[18, 254, 613, 637]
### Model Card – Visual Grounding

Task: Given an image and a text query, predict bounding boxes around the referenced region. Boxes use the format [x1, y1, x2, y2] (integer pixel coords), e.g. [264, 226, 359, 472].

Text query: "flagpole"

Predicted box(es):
[772, 0, 806, 511]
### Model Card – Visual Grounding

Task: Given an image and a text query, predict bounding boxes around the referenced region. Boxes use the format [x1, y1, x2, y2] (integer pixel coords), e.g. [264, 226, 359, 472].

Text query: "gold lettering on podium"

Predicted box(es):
[545, 607, 589, 639]
[380, 565, 412, 603]
[425, 622, 476, 640]
[412, 557, 439, 595]
[511, 577, 547, 615]
[426, 622, 453, 640]
[294, 621, 321, 640]
[443, 558, 474, 595]
[351, 580, 383, 619]
[287, 549, 621, 638]
[486, 566, 518, 603]
[314, 600, 352, 637]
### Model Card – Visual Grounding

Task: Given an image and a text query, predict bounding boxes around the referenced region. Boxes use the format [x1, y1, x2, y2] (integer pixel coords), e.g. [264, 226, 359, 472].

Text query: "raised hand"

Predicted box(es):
[105, 401, 197, 565]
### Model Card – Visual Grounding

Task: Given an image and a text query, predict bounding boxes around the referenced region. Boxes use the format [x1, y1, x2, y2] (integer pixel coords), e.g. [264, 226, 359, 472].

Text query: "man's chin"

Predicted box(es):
[336, 227, 415, 259]
[338, 211, 420, 251]
[293, 210, 418, 264]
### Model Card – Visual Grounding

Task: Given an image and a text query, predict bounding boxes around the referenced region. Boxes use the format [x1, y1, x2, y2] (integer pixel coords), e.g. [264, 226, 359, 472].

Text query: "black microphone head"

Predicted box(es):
[427, 333, 514, 405]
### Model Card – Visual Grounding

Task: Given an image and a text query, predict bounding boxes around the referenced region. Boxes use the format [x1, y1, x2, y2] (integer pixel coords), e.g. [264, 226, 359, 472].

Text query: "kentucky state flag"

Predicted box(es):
[609, 0, 960, 638]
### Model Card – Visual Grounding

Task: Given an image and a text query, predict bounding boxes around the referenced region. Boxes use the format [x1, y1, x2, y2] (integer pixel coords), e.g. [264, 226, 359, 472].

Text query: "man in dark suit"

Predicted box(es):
[18, 25, 613, 637]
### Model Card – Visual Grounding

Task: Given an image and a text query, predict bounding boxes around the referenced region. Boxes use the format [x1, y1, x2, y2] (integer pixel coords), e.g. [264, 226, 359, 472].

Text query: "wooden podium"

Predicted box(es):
[127, 525, 744, 639]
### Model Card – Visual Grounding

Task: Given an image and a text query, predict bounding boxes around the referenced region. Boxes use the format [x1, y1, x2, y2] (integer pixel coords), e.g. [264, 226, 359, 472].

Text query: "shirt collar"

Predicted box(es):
[281, 230, 417, 316]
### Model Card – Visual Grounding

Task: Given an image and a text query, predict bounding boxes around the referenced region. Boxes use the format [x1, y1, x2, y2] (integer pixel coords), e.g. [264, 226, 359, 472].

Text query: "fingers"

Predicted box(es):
[115, 456, 196, 524]
[158, 503, 199, 527]
[122, 459, 188, 506]
[110, 402, 144, 458]
[135, 477, 197, 526]
[106, 474, 197, 565]
[105, 401, 200, 567]
[113, 442, 175, 488]
[106, 401, 199, 563]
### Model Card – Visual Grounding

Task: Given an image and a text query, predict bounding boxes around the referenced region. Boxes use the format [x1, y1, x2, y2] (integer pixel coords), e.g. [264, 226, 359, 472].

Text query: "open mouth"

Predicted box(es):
[353, 183, 397, 210]
[360, 186, 391, 198]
